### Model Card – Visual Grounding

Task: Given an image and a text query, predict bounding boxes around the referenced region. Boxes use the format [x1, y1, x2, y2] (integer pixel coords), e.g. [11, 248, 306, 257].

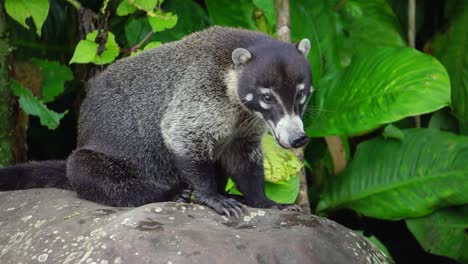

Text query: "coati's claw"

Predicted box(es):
[193, 192, 246, 218]
[270, 203, 303, 212]
[175, 189, 193, 203]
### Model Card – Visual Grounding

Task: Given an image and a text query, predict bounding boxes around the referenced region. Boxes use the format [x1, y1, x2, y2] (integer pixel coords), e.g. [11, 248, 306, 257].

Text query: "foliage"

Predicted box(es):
[4, 0, 468, 262]
[11, 80, 67, 129]
[406, 205, 468, 263]
[317, 128, 468, 220]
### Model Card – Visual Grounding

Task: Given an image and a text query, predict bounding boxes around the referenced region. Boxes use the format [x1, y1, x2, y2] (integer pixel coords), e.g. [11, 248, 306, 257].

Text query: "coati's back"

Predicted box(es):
[77, 27, 275, 156]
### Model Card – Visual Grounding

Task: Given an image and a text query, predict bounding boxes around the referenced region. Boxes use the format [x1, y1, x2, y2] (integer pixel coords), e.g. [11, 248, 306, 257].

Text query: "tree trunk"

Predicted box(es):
[275, 0, 311, 214]
[0, 3, 13, 166]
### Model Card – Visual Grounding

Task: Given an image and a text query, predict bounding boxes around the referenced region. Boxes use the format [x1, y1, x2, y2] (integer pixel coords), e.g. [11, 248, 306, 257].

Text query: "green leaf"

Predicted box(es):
[70, 31, 120, 65]
[147, 11, 178, 32]
[290, 0, 342, 84]
[305, 47, 451, 137]
[69, 39, 99, 64]
[429, 1, 468, 133]
[265, 175, 299, 204]
[134, 0, 158, 12]
[262, 134, 303, 184]
[337, 0, 406, 49]
[123, 0, 210, 46]
[31, 59, 74, 103]
[11, 80, 67, 130]
[317, 129, 468, 220]
[406, 206, 468, 262]
[117, 0, 138, 16]
[382, 124, 404, 140]
[428, 109, 459, 133]
[205, 0, 257, 29]
[5, 0, 49, 36]
[225, 134, 301, 204]
[143, 41, 161, 50]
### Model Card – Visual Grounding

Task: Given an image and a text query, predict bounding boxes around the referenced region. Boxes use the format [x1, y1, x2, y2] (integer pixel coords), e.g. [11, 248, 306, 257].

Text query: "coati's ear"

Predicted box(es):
[232, 48, 252, 66]
[296, 39, 310, 57]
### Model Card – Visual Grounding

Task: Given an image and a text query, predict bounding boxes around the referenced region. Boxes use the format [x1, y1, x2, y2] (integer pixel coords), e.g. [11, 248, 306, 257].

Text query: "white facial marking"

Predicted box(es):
[274, 115, 305, 148]
[245, 93, 253, 101]
[299, 96, 307, 105]
[259, 87, 271, 94]
[297, 83, 305, 90]
[259, 100, 272, 110]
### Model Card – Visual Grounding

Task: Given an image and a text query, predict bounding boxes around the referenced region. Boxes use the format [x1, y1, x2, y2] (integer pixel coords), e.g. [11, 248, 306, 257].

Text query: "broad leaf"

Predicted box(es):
[265, 174, 299, 204]
[134, 0, 158, 12]
[290, 0, 341, 84]
[337, 0, 406, 49]
[143, 41, 161, 50]
[117, 0, 138, 16]
[317, 129, 468, 220]
[262, 134, 303, 184]
[205, 0, 257, 29]
[147, 11, 177, 32]
[5, 0, 49, 36]
[306, 47, 451, 137]
[406, 206, 468, 262]
[11, 80, 67, 130]
[70, 31, 120, 65]
[225, 175, 300, 204]
[428, 1, 468, 133]
[31, 59, 74, 103]
[69, 39, 99, 64]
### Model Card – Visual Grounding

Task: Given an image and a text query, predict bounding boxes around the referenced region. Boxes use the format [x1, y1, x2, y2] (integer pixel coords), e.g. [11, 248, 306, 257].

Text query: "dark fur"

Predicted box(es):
[0, 27, 309, 215]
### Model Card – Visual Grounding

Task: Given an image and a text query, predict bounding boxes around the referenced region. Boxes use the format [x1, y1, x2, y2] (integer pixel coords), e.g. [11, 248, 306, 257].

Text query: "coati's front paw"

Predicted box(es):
[269, 203, 303, 213]
[193, 192, 246, 218]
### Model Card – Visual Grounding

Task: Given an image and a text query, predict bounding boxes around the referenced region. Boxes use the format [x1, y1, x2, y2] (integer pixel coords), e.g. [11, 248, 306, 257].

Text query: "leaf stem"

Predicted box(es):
[132, 30, 155, 51]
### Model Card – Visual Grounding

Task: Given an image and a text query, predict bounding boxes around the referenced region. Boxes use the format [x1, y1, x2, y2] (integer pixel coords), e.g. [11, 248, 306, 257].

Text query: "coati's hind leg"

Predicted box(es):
[67, 148, 171, 207]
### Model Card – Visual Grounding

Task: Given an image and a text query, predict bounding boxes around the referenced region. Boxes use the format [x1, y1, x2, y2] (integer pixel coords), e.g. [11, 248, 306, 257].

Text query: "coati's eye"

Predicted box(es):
[262, 94, 274, 104]
[297, 90, 304, 99]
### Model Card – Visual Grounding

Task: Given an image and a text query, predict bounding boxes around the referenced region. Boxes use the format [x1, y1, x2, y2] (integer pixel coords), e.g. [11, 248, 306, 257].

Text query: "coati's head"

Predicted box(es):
[227, 39, 312, 149]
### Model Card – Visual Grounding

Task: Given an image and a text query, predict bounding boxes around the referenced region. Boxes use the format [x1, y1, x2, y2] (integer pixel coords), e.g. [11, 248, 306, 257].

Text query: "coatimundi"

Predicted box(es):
[0, 26, 313, 217]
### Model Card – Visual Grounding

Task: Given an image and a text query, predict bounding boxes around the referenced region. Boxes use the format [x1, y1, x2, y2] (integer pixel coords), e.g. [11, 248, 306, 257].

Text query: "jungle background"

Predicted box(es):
[0, 0, 467, 263]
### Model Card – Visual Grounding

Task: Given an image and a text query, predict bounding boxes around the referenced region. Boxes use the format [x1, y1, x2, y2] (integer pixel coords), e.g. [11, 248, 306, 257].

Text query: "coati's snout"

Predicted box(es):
[230, 38, 313, 149]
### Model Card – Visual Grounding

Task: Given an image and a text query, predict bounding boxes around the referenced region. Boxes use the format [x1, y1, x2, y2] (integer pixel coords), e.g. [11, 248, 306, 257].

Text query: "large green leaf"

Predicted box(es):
[31, 59, 74, 103]
[429, 1, 468, 133]
[406, 206, 468, 262]
[317, 129, 468, 220]
[290, 0, 341, 84]
[4, 0, 49, 36]
[205, 0, 257, 29]
[337, 0, 406, 49]
[305, 47, 451, 137]
[262, 134, 303, 184]
[11, 80, 67, 130]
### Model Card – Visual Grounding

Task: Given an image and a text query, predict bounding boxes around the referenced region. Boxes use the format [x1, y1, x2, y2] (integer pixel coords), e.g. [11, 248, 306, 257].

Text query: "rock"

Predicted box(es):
[0, 189, 391, 264]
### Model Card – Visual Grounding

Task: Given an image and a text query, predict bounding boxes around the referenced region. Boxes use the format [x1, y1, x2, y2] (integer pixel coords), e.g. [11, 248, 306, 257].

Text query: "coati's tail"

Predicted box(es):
[0, 160, 70, 191]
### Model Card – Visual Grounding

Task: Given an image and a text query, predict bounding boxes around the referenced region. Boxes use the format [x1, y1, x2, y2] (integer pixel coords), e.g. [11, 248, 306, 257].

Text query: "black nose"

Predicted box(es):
[291, 134, 308, 148]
